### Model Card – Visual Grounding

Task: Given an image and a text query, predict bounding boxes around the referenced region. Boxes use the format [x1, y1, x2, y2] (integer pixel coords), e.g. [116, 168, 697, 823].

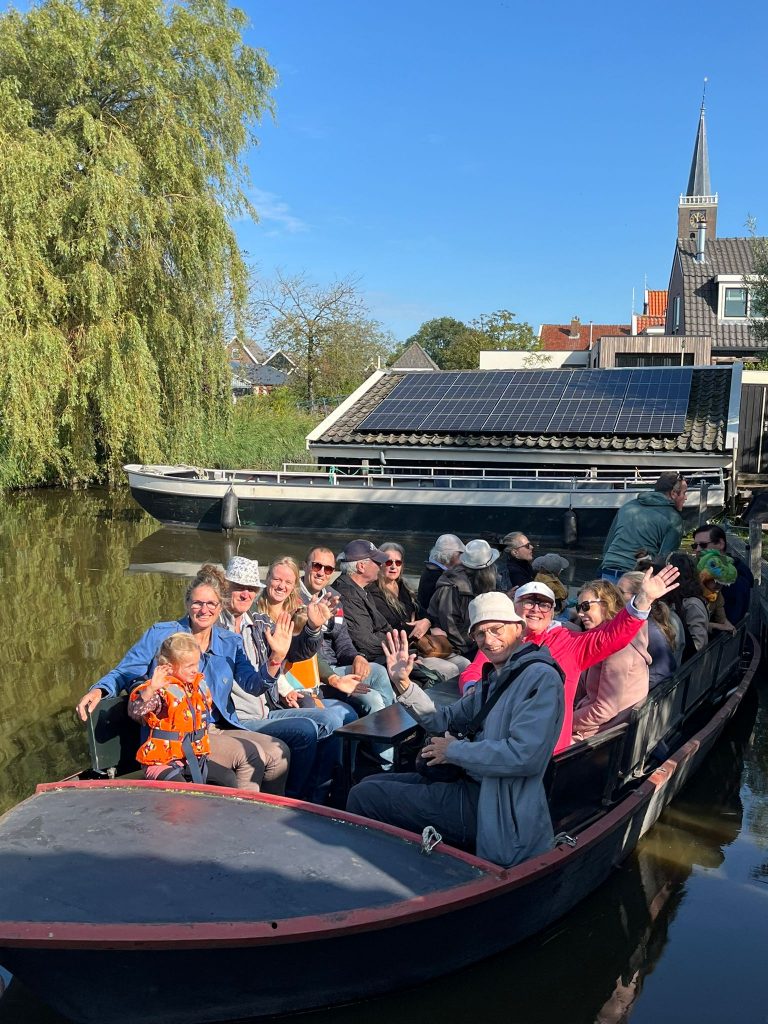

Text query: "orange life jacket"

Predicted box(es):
[131, 672, 212, 769]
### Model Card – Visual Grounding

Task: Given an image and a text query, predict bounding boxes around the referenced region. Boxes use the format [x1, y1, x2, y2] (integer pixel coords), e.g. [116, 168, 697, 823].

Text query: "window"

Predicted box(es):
[672, 295, 681, 332]
[724, 287, 748, 318]
[615, 353, 694, 368]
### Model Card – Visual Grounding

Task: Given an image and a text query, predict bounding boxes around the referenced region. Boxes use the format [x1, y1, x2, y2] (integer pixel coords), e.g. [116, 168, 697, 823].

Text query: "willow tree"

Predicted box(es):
[0, 0, 276, 487]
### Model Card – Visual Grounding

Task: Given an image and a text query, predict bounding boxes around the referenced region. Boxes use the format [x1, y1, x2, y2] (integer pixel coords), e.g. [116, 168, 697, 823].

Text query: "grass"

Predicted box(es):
[206, 393, 322, 470]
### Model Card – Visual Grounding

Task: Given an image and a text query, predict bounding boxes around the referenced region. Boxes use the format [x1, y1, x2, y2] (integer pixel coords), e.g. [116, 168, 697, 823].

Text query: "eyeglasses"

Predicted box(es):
[519, 599, 553, 611]
[310, 561, 335, 575]
[471, 623, 510, 642]
[513, 542, 534, 551]
[385, 558, 403, 567]
[189, 600, 221, 611]
[576, 599, 604, 614]
[690, 541, 709, 551]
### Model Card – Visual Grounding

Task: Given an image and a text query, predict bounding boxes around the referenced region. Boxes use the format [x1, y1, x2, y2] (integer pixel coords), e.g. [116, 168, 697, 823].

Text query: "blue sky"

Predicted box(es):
[236, 0, 768, 342]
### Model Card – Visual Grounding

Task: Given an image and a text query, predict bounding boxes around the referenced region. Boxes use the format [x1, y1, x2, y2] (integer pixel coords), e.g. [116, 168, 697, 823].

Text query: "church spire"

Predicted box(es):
[677, 82, 718, 240]
[686, 86, 711, 196]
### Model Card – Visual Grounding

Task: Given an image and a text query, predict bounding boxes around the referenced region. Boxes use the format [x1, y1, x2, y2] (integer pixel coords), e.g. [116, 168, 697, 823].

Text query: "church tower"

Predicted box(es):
[677, 96, 718, 240]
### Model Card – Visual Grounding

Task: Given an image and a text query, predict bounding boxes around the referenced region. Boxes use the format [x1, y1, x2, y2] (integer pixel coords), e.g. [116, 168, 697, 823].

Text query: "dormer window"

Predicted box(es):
[716, 275, 765, 321]
[723, 287, 748, 318]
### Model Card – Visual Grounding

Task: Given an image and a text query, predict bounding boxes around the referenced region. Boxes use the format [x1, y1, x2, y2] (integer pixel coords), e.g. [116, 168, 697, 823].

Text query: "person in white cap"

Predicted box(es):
[346, 593, 565, 867]
[425, 539, 499, 660]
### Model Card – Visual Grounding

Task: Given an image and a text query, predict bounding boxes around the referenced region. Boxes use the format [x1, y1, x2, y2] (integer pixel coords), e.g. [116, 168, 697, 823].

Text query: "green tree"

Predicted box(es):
[398, 316, 480, 369]
[443, 309, 539, 369]
[250, 271, 395, 404]
[749, 232, 768, 343]
[0, 0, 276, 488]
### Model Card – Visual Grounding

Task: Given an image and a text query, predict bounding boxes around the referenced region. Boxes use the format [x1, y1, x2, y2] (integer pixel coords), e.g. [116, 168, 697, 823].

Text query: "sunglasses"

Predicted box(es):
[513, 542, 534, 550]
[576, 599, 604, 614]
[690, 542, 709, 551]
[310, 561, 335, 575]
[519, 598, 553, 611]
[385, 558, 403, 567]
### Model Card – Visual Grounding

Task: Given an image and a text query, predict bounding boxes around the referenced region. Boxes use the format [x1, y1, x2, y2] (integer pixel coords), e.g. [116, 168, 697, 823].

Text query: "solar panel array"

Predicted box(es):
[357, 368, 693, 436]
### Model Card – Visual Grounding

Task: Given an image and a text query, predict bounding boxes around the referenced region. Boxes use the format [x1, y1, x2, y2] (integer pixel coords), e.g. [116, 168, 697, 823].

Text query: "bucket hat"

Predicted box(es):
[532, 553, 570, 575]
[468, 592, 525, 629]
[460, 539, 500, 570]
[224, 556, 262, 589]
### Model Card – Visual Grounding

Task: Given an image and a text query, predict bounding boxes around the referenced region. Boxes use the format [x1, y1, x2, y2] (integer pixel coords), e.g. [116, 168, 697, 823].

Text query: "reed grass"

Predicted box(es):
[205, 393, 322, 470]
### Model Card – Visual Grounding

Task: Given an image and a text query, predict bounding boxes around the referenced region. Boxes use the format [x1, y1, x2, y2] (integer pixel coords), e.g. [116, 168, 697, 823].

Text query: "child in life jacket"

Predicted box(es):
[128, 632, 212, 783]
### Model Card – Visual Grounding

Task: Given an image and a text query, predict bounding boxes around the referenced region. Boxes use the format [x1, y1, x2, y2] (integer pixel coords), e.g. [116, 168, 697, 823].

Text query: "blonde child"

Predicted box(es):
[128, 632, 212, 783]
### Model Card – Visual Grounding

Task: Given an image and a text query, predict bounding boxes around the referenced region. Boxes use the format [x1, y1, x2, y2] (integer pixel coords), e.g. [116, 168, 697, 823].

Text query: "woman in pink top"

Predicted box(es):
[458, 564, 678, 753]
[572, 580, 650, 741]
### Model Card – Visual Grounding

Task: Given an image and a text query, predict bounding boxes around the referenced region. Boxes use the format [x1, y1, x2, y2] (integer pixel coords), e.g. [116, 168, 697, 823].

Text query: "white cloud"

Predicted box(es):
[247, 187, 308, 234]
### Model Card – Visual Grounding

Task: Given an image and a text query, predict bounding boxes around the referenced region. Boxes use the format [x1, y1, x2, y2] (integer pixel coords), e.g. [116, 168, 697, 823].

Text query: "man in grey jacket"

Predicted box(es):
[346, 593, 564, 867]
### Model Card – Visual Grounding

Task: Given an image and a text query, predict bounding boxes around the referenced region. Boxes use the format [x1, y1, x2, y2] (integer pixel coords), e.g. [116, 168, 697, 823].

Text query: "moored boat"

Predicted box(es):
[124, 462, 726, 539]
[0, 624, 756, 1024]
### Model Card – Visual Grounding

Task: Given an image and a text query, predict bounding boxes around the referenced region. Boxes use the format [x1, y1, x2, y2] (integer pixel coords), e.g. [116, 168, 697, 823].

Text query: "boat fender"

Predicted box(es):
[221, 487, 238, 533]
[563, 508, 578, 547]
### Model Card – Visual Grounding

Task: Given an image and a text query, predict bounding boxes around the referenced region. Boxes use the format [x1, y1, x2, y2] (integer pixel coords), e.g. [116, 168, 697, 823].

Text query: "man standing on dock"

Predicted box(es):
[600, 472, 687, 583]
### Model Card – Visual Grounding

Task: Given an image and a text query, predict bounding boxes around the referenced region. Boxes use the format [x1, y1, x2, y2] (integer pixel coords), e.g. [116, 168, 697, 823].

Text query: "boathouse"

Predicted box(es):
[307, 363, 741, 500]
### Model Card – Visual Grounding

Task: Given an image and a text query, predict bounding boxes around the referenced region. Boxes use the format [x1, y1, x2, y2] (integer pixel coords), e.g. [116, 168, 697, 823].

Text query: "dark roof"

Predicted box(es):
[686, 104, 712, 197]
[676, 237, 767, 351]
[539, 323, 630, 351]
[244, 365, 288, 387]
[391, 342, 440, 370]
[312, 368, 731, 455]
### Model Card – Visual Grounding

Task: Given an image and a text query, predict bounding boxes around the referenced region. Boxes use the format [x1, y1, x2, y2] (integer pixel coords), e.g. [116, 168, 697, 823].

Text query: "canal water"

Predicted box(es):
[1, 489, 767, 1023]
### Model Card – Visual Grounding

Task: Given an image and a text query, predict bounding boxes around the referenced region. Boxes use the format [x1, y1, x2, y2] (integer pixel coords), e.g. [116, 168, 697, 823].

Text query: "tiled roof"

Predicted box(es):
[676, 237, 767, 352]
[635, 314, 666, 333]
[311, 368, 731, 455]
[646, 290, 668, 316]
[539, 324, 631, 351]
[244, 365, 288, 387]
[391, 342, 441, 370]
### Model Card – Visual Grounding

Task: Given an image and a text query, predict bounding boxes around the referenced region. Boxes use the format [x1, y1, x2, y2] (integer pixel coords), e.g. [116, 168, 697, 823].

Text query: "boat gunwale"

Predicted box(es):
[0, 646, 755, 952]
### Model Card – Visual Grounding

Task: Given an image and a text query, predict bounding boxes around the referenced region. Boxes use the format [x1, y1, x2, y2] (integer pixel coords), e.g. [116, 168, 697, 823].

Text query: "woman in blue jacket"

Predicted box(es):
[76, 564, 295, 793]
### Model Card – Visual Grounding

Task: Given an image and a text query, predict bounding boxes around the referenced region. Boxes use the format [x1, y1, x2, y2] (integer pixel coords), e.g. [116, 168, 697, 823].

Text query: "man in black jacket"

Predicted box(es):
[332, 539, 393, 664]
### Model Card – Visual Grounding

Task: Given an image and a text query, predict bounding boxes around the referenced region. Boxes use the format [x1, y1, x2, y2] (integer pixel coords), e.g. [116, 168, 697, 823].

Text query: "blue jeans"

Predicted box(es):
[242, 700, 357, 802]
[240, 716, 318, 800]
[323, 663, 395, 768]
[600, 567, 627, 583]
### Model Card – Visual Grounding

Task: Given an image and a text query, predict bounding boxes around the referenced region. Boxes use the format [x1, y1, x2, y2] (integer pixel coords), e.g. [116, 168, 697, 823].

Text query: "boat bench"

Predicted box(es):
[617, 622, 747, 785]
[545, 723, 628, 834]
[84, 694, 142, 779]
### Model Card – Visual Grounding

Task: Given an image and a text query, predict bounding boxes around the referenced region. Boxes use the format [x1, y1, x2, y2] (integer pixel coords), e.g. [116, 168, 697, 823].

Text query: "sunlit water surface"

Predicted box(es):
[1, 489, 767, 1023]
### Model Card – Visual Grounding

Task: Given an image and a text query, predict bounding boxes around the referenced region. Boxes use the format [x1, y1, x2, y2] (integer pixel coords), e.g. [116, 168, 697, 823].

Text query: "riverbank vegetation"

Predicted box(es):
[0, 0, 275, 490]
[208, 392, 320, 471]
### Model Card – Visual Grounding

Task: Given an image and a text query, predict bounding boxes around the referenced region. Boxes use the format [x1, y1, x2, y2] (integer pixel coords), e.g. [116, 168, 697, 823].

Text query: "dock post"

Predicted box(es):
[698, 481, 709, 525]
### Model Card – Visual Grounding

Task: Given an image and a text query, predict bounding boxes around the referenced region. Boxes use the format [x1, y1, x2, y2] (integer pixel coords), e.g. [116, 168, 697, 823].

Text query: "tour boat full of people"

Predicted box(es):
[0, 478, 758, 1024]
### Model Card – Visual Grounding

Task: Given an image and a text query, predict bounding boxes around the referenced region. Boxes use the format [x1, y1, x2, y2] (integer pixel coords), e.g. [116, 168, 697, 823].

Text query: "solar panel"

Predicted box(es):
[356, 367, 694, 436]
